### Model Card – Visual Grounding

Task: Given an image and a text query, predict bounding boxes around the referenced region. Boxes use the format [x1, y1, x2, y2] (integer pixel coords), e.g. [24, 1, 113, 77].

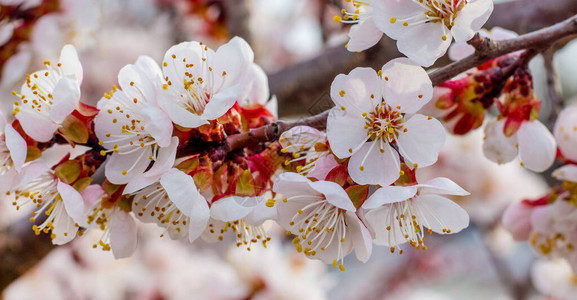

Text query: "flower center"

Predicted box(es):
[206, 219, 271, 251]
[286, 197, 348, 271]
[421, 0, 466, 29]
[364, 103, 404, 143]
[11, 61, 63, 117]
[183, 79, 209, 115]
[384, 199, 452, 253]
[333, 1, 369, 24]
[0, 136, 13, 175]
[8, 173, 76, 241]
[133, 183, 189, 239]
[531, 232, 575, 257]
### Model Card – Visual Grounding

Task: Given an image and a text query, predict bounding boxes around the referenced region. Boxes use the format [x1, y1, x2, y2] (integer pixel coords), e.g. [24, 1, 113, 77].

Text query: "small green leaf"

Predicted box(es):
[60, 114, 89, 144]
[346, 185, 369, 210]
[54, 160, 82, 184]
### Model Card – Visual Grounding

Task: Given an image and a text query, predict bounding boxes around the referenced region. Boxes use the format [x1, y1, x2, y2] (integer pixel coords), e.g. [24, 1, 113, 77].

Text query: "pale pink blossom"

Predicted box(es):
[327, 58, 445, 186]
[273, 172, 372, 271]
[158, 37, 254, 128]
[532, 259, 577, 299]
[12, 44, 83, 142]
[362, 177, 469, 252]
[554, 106, 577, 162]
[483, 119, 556, 172]
[369, 0, 494, 66]
[94, 56, 174, 185]
[3, 162, 83, 244]
[0, 113, 27, 174]
[279, 126, 336, 180]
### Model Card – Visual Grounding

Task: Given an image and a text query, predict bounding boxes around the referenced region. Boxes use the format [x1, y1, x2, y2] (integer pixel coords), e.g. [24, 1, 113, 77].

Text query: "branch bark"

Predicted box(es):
[234, 15, 577, 150]
[430, 15, 577, 85]
[0, 218, 54, 292]
[270, 0, 577, 117]
[222, 0, 253, 44]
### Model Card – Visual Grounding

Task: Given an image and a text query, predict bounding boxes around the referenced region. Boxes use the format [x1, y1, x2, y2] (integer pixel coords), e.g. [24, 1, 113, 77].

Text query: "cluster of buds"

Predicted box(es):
[430, 55, 516, 135]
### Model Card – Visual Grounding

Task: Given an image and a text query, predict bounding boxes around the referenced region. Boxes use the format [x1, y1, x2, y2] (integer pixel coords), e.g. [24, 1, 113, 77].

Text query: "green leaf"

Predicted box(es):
[346, 185, 369, 210]
[60, 114, 89, 144]
[54, 160, 82, 184]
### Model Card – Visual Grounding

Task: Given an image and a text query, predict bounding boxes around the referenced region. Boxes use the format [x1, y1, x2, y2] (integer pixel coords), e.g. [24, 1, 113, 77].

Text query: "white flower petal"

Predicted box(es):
[363, 205, 408, 246]
[397, 23, 452, 67]
[159, 96, 208, 128]
[50, 204, 77, 245]
[141, 104, 173, 147]
[362, 185, 417, 209]
[109, 212, 138, 259]
[211, 36, 254, 90]
[307, 155, 339, 181]
[482, 120, 518, 164]
[245, 197, 277, 225]
[123, 137, 178, 194]
[57, 180, 85, 222]
[345, 211, 372, 262]
[330, 68, 381, 113]
[160, 168, 209, 242]
[104, 147, 152, 185]
[162, 41, 204, 95]
[346, 17, 383, 52]
[310, 180, 355, 211]
[416, 194, 469, 234]
[273, 172, 319, 198]
[326, 109, 369, 159]
[58, 44, 83, 84]
[4, 124, 27, 170]
[49, 75, 80, 124]
[396, 114, 446, 168]
[518, 121, 556, 172]
[241, 63, 269, 105]
[381, 58, 433, 114]
[210, 196, 262, 221]
[348, 141, 400, 186]
[452, 0, 494, 42]
[200, 85, 240, 120]
[371, 0, 425, 40]
[502, 201, 534, 241]
[418, 177, 470, 196]
[118, 56, 163, 106]
[16, 109, 60, 142]
[553, 165, 577, 182]
[554, 107, 577, 162]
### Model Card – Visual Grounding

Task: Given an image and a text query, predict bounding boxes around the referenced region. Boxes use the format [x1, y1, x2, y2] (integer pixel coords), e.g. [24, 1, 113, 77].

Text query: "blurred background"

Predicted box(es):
[1, 0, 577, 299]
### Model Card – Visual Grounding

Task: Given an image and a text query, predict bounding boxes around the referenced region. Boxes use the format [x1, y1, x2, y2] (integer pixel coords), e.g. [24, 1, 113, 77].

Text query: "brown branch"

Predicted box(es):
[0, 217, 54, 292]
[271, 0, 577, 117]
[227, 111, 329, 152]
[233, 15, 577, 150]
[430, 15, 577, 85]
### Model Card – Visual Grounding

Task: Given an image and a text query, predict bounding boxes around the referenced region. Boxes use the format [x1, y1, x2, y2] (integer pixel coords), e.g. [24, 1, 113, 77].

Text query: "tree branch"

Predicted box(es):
[270, 0, 577, 117]
[430, 15, 577, 85]
[0, 217, 54, 292]
[234, 15, 577, 150]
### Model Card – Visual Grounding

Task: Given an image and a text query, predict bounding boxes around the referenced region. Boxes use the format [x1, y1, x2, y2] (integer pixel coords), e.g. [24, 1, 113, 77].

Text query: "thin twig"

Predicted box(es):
[270, 0, 577, 117]
[430, 15, 577, 85]
[229, 15, 577, 150]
